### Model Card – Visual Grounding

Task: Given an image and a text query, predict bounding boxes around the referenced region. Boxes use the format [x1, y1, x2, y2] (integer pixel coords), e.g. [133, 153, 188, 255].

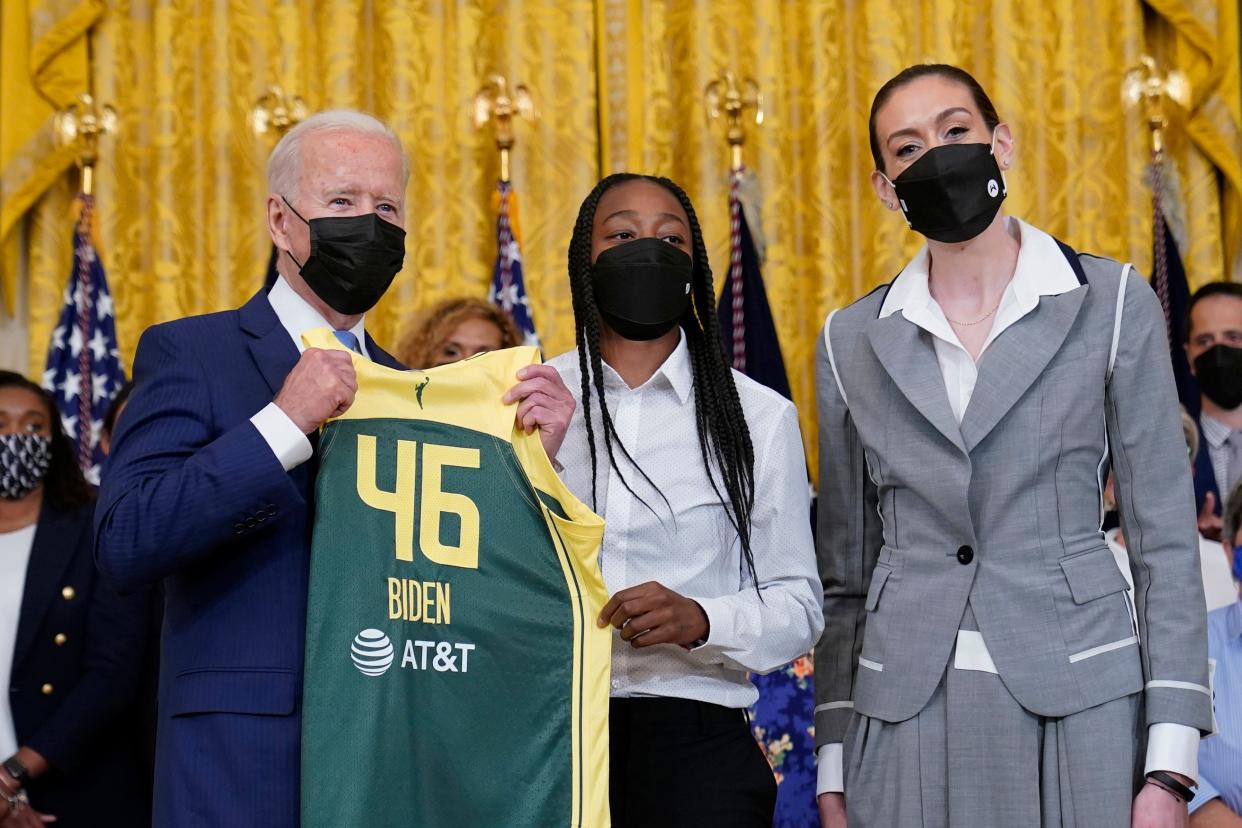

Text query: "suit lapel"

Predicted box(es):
[12, 503, 83, 671]
[366, 334, 405, 370]
[867, 313, 967, 454]
[959, 286, 1088, 452]
[239, 289, 300, 396]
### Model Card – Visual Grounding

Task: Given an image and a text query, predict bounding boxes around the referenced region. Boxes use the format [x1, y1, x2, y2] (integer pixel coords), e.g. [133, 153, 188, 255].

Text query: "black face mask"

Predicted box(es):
[591, 238, 693, 341]
[283, 197, 406, 315]
[886, 141, 1007, 243]
[1194, 344, 1242, 410]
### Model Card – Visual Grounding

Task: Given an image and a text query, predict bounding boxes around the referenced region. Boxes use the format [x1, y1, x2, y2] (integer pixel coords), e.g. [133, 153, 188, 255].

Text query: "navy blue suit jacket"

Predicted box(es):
[1194, 413, 1223, 517]
[95, 290, 403, 827]
[13, 500, 149, 826]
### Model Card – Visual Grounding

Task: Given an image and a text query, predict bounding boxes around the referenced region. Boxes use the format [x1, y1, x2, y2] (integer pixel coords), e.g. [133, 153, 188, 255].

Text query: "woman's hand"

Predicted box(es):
[1133, 780, 1189, 828]
[1, 749, 53, 827]
[597, 581, 709, 648]
[1, 790, 56, 828]
[1, 801, 57, 827]
[503, 364, 576, 461]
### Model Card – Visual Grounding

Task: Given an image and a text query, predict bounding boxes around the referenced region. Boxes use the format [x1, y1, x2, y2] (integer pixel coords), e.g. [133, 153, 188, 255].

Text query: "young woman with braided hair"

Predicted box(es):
[547, 174, 823, 827]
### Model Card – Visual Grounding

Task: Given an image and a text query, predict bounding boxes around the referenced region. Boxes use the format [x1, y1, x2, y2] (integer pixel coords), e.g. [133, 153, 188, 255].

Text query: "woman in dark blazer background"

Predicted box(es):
[0, 371, 149, 827]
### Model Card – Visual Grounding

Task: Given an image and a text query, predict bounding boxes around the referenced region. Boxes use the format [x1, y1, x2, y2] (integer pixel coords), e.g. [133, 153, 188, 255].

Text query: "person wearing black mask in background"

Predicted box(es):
[0, 372, 147, 827]
[94, 110, 573, 828]
[815, 64, 1209, 827]
[547, 174, 823, 827]
[1186, 282, 1242, 541]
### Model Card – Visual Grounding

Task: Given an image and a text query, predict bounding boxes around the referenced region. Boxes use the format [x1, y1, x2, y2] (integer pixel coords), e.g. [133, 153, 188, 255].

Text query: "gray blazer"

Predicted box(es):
[813, 245, 1213, 748]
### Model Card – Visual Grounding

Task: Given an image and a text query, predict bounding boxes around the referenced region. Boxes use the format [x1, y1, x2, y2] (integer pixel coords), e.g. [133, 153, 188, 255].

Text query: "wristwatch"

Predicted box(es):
[1, 757, 28, 787]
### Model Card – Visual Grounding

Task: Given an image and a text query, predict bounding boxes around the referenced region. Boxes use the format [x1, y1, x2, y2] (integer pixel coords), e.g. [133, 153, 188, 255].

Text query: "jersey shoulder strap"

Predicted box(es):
[305, 327, 536, 441]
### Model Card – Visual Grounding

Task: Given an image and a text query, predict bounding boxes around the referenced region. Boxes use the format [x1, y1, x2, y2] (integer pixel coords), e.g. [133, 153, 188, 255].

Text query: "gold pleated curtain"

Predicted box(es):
[6, 0, 1241, 472]
[16, 0, 601, 375]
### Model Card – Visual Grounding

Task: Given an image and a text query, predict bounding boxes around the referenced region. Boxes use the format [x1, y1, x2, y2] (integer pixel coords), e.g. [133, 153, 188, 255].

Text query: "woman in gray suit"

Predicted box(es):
[814, 64, 1212, 828]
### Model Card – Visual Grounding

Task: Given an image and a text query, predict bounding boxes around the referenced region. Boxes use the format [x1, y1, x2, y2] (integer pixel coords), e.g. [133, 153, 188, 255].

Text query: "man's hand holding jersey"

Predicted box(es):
[274, 348, 359, 434]
[272, 351, 575, 467]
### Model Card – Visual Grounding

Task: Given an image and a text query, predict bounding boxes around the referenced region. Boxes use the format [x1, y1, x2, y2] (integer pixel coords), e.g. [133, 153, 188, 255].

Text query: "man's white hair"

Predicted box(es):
[267, 109, 408, 198]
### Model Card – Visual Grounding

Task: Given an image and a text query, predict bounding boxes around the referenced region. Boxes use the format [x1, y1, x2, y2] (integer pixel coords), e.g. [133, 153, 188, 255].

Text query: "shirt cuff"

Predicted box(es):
[816, 744, 844, 795]
[251, 403, 313, 472]
[1144, 722, 1200, 784]
[1188, 773, 1222, 815]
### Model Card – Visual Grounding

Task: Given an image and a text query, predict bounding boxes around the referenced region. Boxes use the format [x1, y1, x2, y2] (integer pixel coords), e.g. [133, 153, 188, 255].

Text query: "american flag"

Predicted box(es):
[718, 168, 812, 827]
[1148, 154, 1196, 415]
[488, 180, 540, 348]
[42, 194, 126, 485]
[717, 167, 791, 400]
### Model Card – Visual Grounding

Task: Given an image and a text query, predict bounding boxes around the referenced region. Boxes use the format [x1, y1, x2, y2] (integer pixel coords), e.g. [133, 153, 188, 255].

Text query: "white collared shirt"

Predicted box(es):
[249, 276, 370, 471]
[877, 216, 1082, 424]
[547, 334, 823, 709]
[1200, 413, 1237, 495]
[817, 217, 1200, 793]
[0, 523, 36, 760]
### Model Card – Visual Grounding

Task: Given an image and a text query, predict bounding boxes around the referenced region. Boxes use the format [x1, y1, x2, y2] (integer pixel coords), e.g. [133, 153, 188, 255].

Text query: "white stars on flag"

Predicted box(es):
[59, 371, 82, 404]
[43, 194, 128, 479]
[92, 372, 112, 403]
[68, 326, 84, 358]
[89, 328, 109, 361]
[95, 291, 113, 320]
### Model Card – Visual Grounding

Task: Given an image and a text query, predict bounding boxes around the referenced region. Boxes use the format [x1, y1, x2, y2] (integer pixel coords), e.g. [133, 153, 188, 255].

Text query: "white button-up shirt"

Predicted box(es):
[817, 217, 1200, 792]
[879, 216, 1082, 424]
[547, 334, 823, 709]
[1201, 413, 1237, 495]
[0, 523, 36, 760]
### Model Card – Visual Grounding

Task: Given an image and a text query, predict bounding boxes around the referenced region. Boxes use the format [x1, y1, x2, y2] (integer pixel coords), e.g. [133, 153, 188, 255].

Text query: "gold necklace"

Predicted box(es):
[945, 295, 1004, 326]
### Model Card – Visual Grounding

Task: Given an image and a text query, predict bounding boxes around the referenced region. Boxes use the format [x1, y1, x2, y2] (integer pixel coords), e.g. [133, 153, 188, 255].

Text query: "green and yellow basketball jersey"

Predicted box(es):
[300, 329, 610, 828]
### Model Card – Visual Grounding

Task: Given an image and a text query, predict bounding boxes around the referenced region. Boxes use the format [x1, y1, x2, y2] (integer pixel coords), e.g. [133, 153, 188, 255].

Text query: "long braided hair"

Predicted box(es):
[567, 173, 759, 587]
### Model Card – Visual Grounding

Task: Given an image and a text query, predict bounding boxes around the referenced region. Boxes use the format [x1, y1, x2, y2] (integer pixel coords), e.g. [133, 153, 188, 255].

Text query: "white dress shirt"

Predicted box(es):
[547, 334, 823, 709]
[817, 217, 1200, 793]
[249, 276, 370, 472]
[0, 523, 37, 760]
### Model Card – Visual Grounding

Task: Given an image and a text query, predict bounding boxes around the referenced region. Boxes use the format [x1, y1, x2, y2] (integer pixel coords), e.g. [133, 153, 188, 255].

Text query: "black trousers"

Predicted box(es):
[609, 697, 777, 828]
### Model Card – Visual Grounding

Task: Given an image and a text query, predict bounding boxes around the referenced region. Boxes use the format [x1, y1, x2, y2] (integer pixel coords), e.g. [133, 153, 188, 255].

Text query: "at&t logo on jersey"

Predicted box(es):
[351, 629, 395, 676]
[349, 627, 477, 678]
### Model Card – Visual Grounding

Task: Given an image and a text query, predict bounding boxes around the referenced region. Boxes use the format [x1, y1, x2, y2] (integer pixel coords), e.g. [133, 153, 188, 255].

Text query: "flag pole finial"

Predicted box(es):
[1122, 55, 1190, 158]
[705, 72, 763, 173]
[1125, 56, 1191, 344]
[250, 85, 310, 142]
[53, 94, 118, 197]
[473, 75, 538, 184]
